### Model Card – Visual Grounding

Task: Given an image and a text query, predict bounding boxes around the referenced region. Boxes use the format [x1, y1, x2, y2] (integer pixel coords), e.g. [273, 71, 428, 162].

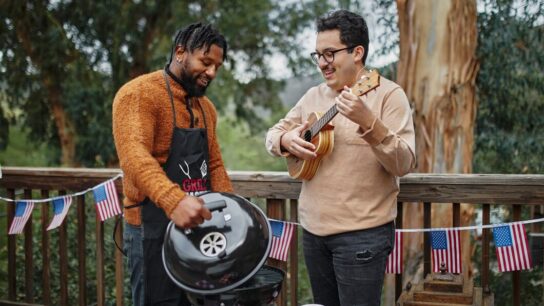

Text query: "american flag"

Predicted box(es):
[269, 220, 295, 261]
[431, 229, 462, 274]
[92, 180, 121, 221]
[493, 223, 532, 272]
[9, 201, 34, 235]
[386, 231, 403, 274]
[47, 196, 73, 231]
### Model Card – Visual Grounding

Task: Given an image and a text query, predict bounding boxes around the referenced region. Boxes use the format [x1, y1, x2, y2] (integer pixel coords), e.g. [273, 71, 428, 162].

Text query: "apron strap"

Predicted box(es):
[196, 100, 208, 129]
[185, 96, 195, 128]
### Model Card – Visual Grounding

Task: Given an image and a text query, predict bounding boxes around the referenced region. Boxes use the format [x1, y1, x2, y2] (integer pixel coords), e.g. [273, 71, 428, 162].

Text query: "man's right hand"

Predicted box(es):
[280, 121, 317, 160]
[169, 195, 212, 228]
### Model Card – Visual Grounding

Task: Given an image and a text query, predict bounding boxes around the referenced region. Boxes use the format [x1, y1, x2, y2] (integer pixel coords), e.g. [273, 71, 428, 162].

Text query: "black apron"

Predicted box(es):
[132, 70, 212, 305]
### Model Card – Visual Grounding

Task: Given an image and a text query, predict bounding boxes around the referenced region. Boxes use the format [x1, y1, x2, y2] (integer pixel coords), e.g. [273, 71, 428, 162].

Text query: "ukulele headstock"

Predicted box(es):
[350, 69, 380, 96]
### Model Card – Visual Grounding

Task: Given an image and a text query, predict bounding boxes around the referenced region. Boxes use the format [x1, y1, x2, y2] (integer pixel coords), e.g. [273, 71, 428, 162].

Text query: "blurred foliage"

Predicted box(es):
[474, 0, 544, 174]
[0, 0, 333, 166]
[474, 2, 544, 304]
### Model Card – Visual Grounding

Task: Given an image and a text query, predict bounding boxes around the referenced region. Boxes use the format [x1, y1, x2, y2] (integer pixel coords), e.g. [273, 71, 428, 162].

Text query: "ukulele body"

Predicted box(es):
[284, 69, 380, 180]
[286, 112, 334, 180]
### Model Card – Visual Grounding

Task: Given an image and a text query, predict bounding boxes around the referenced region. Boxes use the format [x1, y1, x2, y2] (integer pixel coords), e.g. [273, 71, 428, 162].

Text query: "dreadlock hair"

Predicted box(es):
[316, 10, 369, 65]
[168, 22, 228, 64]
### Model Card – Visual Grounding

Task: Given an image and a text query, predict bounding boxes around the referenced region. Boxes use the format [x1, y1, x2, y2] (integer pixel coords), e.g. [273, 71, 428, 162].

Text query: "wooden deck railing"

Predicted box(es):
[1, 167, 544, 305]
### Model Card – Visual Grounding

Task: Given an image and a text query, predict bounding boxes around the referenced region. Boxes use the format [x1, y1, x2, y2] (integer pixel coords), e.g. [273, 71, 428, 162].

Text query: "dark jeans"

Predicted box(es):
[303, 222, 394, 306]
[124, 222, 144, 306]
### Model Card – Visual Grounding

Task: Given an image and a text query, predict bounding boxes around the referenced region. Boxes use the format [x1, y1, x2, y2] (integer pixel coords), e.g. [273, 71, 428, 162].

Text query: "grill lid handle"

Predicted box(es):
[205, 200, 227, 212]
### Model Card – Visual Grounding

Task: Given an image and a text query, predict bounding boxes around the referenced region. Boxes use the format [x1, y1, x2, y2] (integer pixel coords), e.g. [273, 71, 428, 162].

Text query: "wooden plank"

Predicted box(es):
[0, 167, 123, 191]
[77, 196, 87, 306]
[23, 189, 33, 304]
[289, 200, 298, 306]
[96, 219, 105, 306]
[40, 190, 51, 306]
[0, 300, 45, 306]
[58, 191, 68, 306]
[7, 189, 16, 301]
[3, 168, 544, 204]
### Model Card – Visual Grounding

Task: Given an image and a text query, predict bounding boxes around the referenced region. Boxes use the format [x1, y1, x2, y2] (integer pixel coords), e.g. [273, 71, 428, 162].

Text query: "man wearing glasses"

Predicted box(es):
[265, 10, 416, 306]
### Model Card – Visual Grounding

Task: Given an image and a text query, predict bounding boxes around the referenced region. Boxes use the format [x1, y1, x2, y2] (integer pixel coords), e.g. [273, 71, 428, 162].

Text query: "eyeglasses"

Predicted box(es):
[310, 46, 355, 65]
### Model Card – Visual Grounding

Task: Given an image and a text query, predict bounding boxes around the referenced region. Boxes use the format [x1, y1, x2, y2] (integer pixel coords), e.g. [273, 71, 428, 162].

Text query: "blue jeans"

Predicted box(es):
[124, 222, 144, 306]
[302, 222, 394, 306]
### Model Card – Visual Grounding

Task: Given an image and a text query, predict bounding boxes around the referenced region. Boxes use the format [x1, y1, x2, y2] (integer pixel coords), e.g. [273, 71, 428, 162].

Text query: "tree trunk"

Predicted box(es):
[45, 80, 77, 167]
[385, 0, 479, 303]
[14, 12, 78, 167]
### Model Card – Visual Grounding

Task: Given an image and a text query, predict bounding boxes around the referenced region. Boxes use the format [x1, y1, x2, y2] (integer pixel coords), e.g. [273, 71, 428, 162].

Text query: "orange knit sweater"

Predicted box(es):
[112, 70, 233, 226]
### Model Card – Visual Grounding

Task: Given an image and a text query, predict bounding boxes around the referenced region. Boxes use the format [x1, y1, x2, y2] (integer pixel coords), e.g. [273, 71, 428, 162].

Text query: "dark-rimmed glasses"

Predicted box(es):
[310, 46, 355, 65]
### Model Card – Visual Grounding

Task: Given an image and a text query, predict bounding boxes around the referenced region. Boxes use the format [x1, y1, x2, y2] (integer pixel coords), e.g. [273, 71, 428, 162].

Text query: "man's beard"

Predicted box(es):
[179, 63, 211, 97]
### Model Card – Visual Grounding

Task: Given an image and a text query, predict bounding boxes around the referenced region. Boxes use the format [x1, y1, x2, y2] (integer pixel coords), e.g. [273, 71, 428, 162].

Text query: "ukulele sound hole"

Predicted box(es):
[303, 130, 312, 142]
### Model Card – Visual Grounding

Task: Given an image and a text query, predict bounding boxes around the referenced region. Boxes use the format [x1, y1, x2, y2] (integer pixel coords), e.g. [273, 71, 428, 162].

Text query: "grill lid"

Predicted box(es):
[162, 192, 271, 295]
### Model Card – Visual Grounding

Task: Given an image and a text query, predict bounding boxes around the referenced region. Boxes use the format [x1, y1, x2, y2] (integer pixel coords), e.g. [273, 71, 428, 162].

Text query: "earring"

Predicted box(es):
[176, 58, 181, 63]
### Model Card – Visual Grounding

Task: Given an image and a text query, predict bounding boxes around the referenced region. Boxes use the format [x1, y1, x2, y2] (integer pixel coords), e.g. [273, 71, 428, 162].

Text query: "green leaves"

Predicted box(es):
[0, 0, 332, 166]
[474, 0, 544, 174]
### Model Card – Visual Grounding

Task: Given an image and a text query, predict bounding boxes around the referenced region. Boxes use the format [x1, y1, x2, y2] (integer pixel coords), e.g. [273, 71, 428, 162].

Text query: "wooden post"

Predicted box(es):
[96, 219, 105, 306]
[115, 215, 124, 306]
[481, 204, 490, 294]
[41, 189, 51, 305]
[267, 198, 286, 306]
[59, 190, 68, 306]
[77, 196, 87, 306]
[23, 189, 34, 303]
[513, 204, 521, 306]
[289, 199, 299, 306]
[452, 203, 460, 227]
[424, 202, 431, 277]
[395, 202, 403, 302]
[7, 189, 16, 301]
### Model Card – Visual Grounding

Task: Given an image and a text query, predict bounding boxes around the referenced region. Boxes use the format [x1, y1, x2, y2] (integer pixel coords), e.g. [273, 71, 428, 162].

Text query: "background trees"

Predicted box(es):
[0, 0, 331, 166]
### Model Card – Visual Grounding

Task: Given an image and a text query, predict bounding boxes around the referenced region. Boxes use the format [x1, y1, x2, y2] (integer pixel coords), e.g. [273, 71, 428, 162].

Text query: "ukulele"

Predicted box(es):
[286, 69, 380, 180]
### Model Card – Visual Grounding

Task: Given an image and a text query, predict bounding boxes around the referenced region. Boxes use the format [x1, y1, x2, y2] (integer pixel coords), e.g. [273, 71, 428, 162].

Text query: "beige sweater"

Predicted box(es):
[266, 77, 416, 236]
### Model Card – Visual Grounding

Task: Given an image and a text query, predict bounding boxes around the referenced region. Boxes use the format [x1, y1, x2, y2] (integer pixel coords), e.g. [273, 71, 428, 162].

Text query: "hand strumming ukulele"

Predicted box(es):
[286, 69, 380, 180]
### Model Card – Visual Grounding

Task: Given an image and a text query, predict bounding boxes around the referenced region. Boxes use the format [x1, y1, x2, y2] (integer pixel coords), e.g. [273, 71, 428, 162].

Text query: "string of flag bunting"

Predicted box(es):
[0, 174, 298, 262]
[1, 174, 124, 234]
[0, 173, 541, 269]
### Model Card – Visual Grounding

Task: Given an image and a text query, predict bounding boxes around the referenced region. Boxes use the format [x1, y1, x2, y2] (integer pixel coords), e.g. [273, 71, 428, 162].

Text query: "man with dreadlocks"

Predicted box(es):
[113, 22, 233, 305]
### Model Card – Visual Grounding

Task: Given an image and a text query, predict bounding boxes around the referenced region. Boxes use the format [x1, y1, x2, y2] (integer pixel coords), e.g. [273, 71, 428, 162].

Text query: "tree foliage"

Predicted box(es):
[0, 0, 332, 166]
[474, 0, 544, 174]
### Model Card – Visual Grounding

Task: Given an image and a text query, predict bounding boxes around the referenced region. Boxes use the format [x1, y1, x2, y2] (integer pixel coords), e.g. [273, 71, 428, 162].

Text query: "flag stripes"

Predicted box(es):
[93, 180, 122, 221]
[386, 231, 403, 274]
[9, 201, 35, 235]
[47, 196, 73, 231]
[269, 220, 295, 261]
[494, 223, 532, 272]
[431, 229, 462, 274]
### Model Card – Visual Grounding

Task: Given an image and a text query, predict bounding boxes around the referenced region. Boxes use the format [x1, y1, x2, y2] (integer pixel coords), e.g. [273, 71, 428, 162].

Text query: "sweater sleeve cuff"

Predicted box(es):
[157, 187, 186, 217]
[357, 118, 390, 146]
[267, 130, 291, 157]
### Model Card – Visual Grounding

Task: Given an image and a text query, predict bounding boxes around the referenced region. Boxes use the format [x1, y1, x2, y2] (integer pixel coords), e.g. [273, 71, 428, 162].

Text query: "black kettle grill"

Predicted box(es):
[162, 192, 285, 306]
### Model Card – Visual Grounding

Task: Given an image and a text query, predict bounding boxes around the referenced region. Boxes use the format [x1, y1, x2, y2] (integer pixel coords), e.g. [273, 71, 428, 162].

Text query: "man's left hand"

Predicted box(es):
[335, 85, 374, 130]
